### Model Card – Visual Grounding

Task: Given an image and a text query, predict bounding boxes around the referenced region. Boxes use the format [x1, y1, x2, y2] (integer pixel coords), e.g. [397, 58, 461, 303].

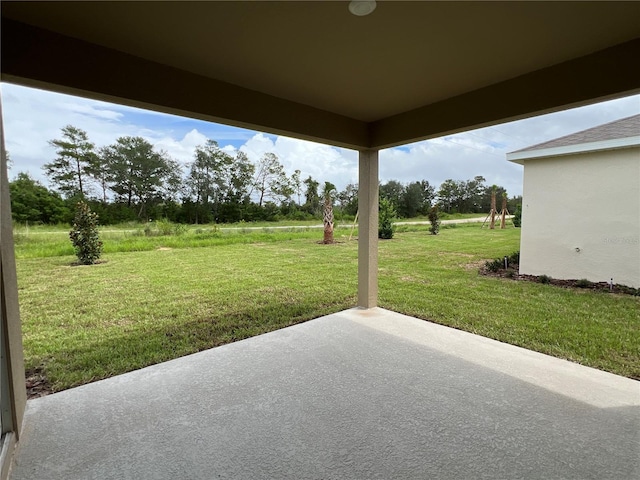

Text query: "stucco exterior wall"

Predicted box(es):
[519, 147, 640, 288]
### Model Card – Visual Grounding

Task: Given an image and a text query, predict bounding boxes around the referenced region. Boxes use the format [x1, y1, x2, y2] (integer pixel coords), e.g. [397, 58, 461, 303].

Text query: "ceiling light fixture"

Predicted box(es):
[349, 0, 376, 17]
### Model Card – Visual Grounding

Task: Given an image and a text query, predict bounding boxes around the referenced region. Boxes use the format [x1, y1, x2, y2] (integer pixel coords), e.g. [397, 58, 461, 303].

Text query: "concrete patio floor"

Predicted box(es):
[9, 308, 640, 479]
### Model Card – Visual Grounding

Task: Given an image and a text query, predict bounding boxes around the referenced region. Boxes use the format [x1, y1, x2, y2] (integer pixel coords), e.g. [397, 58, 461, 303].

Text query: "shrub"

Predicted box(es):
[505, 268, 517, 278]
[575, 278, 592, 288]
[378, 198, 396, 239]
[69, 201, 103, 265]
[538, 274, 552, 284]
[428, 206, 440, 235]
[484, 258, 503, 272]
[617, 284, 640, 296]
[513, 205, 522, 227]
[173, 223, 189, 236]
[156, 218, 174, 236]
[508, 251, 520, 265]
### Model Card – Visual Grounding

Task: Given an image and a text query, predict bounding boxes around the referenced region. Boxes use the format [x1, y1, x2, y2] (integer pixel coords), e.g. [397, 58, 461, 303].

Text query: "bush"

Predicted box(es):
[173, 223, 189, 236]
[428, 206, 440, 235]
[513, 205, 522, 227]
[575, 278, 593, 288]
[378, 198, 396, 239]
[538, 274, 552, 284]
[484, 258, 503, 272]
[508, 251, 520, 265]
[69, 201, 103, 265]
[156, 218, 174, 236]
[143, 223, 156, 237]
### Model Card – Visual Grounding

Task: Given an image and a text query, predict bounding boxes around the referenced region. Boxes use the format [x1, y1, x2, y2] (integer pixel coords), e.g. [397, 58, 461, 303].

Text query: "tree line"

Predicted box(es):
[9, 125, 521, 225]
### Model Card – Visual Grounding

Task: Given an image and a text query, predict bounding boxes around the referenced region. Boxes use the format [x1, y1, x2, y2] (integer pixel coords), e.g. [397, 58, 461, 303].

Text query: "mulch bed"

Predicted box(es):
[479, 263, 639, 296]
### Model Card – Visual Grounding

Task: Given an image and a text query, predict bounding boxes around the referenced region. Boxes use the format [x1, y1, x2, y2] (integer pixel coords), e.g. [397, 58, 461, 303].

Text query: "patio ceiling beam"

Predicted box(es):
[370, 38, 640, 149]
[0, 19, 369, 150]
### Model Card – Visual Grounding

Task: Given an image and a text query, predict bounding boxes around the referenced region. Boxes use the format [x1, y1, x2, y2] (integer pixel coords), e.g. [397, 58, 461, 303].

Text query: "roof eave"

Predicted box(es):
[507, 136, 640, 164]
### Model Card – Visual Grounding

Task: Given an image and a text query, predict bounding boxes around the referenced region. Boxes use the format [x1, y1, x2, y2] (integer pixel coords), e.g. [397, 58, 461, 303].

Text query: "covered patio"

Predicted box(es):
[11, 308, 639, 479]
[1, 2, 639, 478]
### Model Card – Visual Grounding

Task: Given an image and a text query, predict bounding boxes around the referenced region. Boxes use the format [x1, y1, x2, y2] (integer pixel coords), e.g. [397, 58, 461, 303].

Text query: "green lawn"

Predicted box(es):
[15, 223, 639, 393]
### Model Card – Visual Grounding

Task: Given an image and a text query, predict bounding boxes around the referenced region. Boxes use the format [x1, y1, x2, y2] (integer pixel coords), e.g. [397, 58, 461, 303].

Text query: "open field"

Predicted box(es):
[15, 223, 639, 394]
[12, 214, 485, 259]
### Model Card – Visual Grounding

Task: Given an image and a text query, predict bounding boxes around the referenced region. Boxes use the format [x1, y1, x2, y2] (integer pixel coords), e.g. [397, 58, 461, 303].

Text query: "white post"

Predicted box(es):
[358, 150, 379, 308]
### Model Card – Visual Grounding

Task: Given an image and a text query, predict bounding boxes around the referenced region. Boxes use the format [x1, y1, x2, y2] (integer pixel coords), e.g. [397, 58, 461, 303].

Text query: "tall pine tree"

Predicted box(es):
[44, 125, 97, 198]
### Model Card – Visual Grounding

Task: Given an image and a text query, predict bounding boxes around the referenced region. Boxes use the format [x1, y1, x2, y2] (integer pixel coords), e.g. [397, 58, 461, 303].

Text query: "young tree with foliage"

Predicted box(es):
[69, 201, 103, 265]
[479, 184, 507, 213]
[44, 125, 98, 198]
[378, 197, 396, 239]
[10, 172, 70, 224]
[321, 181, 336, 244]
[500, 192, 508, 229]
[488, 185, 498, 229]
[513, 205, 522, 227]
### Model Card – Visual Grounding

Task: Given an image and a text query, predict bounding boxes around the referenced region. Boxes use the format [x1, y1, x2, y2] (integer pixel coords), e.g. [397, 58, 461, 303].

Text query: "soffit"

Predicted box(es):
[3, 1, 640, 124]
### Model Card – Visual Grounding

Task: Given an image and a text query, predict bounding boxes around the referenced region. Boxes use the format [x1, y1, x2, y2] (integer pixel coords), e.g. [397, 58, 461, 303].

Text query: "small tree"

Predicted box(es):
[378, 197, 396, 239]
[489, 185, 497, 229]
[321, 182, 336, 244]
[69, 201, 103, 264]
[428, 205, 440, 235]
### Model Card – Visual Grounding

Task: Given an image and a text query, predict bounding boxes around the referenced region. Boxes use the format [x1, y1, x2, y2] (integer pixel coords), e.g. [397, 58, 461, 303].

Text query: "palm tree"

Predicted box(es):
[322, 182, 336, 244]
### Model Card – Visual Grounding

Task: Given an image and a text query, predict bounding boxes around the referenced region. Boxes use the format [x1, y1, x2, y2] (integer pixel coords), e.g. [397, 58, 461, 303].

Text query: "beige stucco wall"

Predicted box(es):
[519, 147, 640, 288]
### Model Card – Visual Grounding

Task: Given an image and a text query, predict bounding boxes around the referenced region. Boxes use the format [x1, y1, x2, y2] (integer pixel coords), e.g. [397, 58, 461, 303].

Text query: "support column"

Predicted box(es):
[0, 95, 27, 480]
[358, 150, 379, 308]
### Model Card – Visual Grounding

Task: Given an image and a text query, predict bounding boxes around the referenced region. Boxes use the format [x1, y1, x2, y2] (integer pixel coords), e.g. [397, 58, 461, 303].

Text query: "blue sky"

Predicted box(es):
[2, 82, 639, 198]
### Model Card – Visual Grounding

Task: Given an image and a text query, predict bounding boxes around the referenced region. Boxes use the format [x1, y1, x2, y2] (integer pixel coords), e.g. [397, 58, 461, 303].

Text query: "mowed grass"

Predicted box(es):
[16, 223, 639, 393]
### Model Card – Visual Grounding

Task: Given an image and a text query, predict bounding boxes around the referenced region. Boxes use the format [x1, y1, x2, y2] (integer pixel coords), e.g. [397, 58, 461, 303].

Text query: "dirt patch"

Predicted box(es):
[440, 252, 475, 258]
[70, 259, 107, 267]
[464, 260, 486, 271]
[25, 367, 54, 399]
[156, 247, 172, 251]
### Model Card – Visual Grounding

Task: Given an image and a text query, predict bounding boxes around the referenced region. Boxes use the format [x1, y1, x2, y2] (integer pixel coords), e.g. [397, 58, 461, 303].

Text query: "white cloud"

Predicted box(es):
[2, 84, 151, 183]
[239, 133, 359, 190]
[151, 129, 208, 165]
[2, 82, 638, 199]
[60, 102, 124, 121]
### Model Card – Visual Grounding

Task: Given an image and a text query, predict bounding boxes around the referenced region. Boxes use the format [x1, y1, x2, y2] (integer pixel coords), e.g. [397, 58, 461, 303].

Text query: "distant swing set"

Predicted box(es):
[481, 188, 511, 229]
